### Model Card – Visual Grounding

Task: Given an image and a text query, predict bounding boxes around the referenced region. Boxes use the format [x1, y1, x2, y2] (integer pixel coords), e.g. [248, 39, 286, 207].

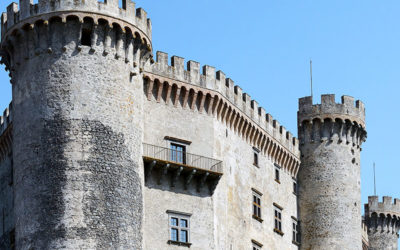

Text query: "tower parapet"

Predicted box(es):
[0, 102, 12, 137]
[298, 94, 366, 147]
[297, 94, 367, 250]
[1, 0, 151, 41]
[0, 0, 152, 249]
[365, 196, 400, 250]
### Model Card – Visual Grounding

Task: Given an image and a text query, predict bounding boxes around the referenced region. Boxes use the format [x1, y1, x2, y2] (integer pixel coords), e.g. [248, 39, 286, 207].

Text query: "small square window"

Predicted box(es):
[167, 211, 191, 246]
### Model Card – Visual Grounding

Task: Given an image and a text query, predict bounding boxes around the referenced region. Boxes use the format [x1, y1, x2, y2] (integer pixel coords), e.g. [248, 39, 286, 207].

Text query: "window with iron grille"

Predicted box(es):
[274, 204, 283, 235]
[167, 211, 191, 246]
[252, 189, 262, 222]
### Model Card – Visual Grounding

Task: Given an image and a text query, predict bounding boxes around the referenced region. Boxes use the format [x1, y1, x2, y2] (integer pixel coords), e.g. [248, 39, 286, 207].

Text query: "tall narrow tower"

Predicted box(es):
[365, 196, 400, 250]
[1, 0, 152, 248]
[297, 94, 367, 249]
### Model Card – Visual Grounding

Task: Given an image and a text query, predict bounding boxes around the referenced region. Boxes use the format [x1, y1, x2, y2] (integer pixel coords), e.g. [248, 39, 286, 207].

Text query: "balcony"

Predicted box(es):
[143, 143, 223, 193]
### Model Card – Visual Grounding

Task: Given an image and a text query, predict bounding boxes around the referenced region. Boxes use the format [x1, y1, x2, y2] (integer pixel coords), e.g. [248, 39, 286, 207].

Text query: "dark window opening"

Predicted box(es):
[10, 229, 15, 250]
[275, 168, 280, 182]
[252, 193, 262, 219]
[253, 152, 258, 166]
[81, 28, 92, 46]
[274, 206, 282, 234]
[293, 181, 297, 195]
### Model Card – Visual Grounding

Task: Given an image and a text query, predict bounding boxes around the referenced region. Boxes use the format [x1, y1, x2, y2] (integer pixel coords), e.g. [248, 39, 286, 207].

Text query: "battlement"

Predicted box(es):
[0, 102, 12, 137]
[146, 51, 300, 155]
[1, 0, 152, 41]
[298, 94, 365, 128]
[365, 196, 400, 217]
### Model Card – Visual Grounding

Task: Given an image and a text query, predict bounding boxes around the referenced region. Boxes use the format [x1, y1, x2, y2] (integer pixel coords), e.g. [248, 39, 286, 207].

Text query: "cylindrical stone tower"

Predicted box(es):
[297, 94, 367, 250]
[365, 196, 400, 250]
[1, 0, 152, 249]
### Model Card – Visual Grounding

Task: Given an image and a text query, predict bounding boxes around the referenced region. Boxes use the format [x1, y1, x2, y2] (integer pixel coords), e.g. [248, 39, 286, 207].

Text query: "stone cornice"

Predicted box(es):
[143, 72, 301, 177]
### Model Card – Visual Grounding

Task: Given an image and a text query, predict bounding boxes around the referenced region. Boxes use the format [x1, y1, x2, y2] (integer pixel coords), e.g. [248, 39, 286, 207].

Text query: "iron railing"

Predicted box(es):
[143, 143, 223, 174]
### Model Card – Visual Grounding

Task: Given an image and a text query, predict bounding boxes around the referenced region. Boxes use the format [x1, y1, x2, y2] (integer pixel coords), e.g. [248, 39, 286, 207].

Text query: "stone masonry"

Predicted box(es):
[364, 196, 400, 250]
[0, 0, 397, 249]
[1, 0, 152, 248]
[297, 95, 367, 250]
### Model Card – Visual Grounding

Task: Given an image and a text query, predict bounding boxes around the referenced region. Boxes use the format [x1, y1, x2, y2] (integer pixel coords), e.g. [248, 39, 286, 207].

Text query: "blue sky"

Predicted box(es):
[1, 0, 399, 229]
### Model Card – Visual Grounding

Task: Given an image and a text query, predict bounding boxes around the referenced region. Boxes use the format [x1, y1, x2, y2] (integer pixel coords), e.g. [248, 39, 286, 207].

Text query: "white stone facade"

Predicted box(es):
[0, 0, 399, 249]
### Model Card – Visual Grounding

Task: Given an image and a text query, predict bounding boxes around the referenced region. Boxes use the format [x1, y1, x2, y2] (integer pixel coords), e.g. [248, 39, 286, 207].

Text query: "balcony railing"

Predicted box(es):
[143, 143, 223, 174]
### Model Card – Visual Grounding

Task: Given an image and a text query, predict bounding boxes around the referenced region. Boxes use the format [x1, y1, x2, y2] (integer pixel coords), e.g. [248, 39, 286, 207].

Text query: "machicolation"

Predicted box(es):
[298, 94, 367, 147]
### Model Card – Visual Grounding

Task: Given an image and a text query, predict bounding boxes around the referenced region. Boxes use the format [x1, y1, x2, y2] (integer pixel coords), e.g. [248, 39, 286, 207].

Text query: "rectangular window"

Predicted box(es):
[292, 218, 300, 245]
[293, 179, 297, 195]
[274, 164, 281, 183]
[274, 204, 283, 236]
[252, 240, 262, 250]
[253, 147, 260, 167]
[253, 152, 258, 166]
[252, 189, 262, 222]
[170, 143, 186, 164]
[167, 211, 191, 246]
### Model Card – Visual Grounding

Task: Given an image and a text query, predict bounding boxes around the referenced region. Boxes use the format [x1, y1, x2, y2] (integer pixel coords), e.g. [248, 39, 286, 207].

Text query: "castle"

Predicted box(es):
[0, 0, 399, 249]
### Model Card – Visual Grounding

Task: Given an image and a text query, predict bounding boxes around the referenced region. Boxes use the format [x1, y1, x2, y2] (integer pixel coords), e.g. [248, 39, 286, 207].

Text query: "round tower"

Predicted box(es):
[365, 196, 400, 250]
[1, 0, 152, 248]
[297, 94, 367, 250]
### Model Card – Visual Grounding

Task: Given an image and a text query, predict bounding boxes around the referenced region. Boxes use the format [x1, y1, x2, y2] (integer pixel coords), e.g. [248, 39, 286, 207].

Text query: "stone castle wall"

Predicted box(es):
[365, 196, 400, 250]
[0, 0, 152, 248]
[298, 94, 367, 250]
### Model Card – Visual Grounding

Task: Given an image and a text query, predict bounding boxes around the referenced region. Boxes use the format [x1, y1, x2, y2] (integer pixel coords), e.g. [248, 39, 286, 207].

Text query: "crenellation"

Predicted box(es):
[0, 103, 12, 137]
[20, 0, 33, 19]
[146, 51, 300, 157]
[365, 196, 400, 249]
[321, 94, 335, 106]
[250, 100, 258, 120]
[1, 0, 152, 42]
[383, 196, 392, 205]
[366, 196, 400, 217]
[298, 94, 365, 128]
[258, 107, 266, 128]
[187, 60, 200, 84]
[215, 70, 225, 94]
[342, 95, 355, 107]
[242, 93, 251, 117]
[225, 78, 234, 102]
[156, 51, 168, 68]
[6, 3, 18, 29]
[1, 1, 386, 249]
[171, 55, 184, 81]
[202, 65, 215, 89]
